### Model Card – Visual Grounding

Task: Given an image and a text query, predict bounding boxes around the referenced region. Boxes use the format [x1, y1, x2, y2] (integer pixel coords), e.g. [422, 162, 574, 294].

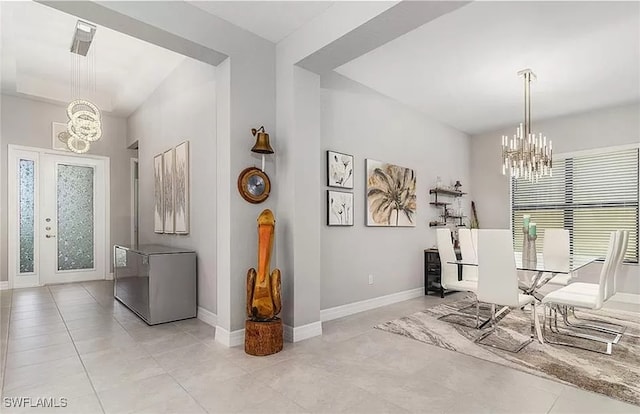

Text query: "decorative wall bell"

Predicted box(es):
[251, 126, 274, 155]
[245, 209, 283, 356]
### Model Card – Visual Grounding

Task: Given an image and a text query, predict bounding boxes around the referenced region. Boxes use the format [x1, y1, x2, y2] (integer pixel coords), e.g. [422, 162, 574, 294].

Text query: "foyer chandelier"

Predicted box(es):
[501, 69, 552, 182]
[58, 21, 102, 154]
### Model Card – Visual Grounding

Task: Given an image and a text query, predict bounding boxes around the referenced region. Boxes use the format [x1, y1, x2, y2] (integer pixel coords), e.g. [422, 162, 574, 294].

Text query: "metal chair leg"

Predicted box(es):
[560, 307, 622, 344]
[475, 303, 533, 353]
[437, 293, 487, 329]
[567, 307, 627, 336]
[542, 304, 613, 355]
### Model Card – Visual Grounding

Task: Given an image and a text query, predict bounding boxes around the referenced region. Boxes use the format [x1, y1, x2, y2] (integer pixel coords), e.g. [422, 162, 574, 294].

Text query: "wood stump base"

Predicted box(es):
[244, 318, 283, 356]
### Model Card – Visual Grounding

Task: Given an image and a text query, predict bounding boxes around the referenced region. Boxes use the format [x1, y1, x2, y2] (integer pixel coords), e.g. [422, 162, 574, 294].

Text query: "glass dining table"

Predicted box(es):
[512, 253, 596, 299]
[448, 253, 596, 298]
[447, 253, 597, 341]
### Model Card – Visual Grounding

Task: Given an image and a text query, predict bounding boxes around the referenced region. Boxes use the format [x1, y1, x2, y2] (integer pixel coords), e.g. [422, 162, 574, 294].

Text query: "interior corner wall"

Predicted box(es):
[0, 94, 133, 282]
[127, 58, 218, 313]
[319, 74, 471, 310]
[469, 103, 640, 230]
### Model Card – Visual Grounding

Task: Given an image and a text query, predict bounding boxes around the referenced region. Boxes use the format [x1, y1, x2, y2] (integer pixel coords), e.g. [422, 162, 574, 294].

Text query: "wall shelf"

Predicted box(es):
[429, 187, 466, 227]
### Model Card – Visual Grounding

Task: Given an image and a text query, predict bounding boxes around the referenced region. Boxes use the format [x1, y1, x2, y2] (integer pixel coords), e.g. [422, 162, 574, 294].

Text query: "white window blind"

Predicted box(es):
[512, 148, 639, 261]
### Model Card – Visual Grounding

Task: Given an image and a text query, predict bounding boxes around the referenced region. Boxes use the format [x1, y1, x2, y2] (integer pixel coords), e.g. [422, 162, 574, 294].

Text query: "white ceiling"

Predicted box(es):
[1, 1, 186, 117]
[188, 1, 335, 43]
[335, 1, 640, 135]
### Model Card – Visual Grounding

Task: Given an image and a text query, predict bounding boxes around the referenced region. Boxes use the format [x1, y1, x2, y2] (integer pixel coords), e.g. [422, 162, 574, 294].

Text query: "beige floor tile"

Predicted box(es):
[97, 374, 190, 414]
[11, 297, 56, 306]
[65, 315, 122, 331]
[73, 331, 139, 356]
[184, 373, 275, 413]
[7, 331, 72, 353]
[338, 393, 410, 414]
[84, 356, 165, 391]
[152, 342, 222, 371]
[131, 392, 206, 414]
[123, 324, 184, 343]
[549, 386, 638, 414]
[3, 356, 86, 392]
[169, 355, 248, 386]
[242, 392, 308, 414]
[70, 324, 130, 342]
[2, 371, 96, 400]
[9, 321, 68, 339]
[80, 342, 151, 366]
[8, 314, 64, 330]
[10, 309, 59, 321]
[139, 332, 201, 356]
[5, 341, 77, 369]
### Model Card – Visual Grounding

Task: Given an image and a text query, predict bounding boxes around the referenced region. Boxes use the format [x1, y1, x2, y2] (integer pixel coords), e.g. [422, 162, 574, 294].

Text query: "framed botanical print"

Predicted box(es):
[327, 150, 354, 189]
[327, 190, 354, 226]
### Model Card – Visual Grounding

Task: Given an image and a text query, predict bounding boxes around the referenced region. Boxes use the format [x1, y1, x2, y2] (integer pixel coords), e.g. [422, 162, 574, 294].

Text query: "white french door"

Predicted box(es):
[8, 146, 108, 288]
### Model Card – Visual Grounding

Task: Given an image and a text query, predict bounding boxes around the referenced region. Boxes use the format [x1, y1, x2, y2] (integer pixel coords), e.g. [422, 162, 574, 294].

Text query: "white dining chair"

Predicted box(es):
[541, 231, 623, 354]
[543, 229, 571, 285]
[559, 230, 628, 336]
[475, 229, 536, 352]
[436, 228, 477, 294]
[458, 228, 478, 281]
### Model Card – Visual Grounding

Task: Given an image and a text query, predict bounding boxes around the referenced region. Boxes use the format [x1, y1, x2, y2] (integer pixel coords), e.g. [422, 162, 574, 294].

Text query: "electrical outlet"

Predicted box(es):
[368, 274, 374, 285]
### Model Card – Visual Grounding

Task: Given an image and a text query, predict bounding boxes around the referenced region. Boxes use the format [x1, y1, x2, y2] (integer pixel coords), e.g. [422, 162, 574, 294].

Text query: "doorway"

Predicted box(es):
[8, 145, 109, 288]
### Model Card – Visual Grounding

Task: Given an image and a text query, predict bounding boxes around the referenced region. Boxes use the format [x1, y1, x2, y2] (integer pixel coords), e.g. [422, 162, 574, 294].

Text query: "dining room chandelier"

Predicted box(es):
[58, 20, 102, 154]
[501, 69, 552, 182]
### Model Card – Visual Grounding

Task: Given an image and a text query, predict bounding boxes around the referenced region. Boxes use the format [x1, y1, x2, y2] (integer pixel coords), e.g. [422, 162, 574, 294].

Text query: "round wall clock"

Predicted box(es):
[237, 167, 271, 204]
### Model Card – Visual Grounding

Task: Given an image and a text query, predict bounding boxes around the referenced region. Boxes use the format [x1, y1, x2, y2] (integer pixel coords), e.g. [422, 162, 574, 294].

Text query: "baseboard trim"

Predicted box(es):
[197, 307, 217, 327]
[0, 281, 9, 291]
[284, 321, 323, 343]
[611, 293, 640, 304]
[105, 273, 114, 281]
[320, 287, 424, 322]
[214, 325, 245, 347]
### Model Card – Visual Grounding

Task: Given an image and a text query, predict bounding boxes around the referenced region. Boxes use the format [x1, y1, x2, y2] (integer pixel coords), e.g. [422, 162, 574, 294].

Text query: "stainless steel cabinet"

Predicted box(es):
[114, 244, 196, 325]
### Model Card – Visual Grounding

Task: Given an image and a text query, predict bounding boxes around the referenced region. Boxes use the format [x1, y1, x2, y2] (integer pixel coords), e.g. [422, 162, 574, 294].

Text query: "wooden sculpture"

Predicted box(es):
[245, 209, 283, 355]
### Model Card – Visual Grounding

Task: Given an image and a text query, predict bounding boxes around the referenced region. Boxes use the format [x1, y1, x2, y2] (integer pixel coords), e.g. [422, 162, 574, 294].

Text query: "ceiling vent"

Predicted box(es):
[70, 20, 96, 56]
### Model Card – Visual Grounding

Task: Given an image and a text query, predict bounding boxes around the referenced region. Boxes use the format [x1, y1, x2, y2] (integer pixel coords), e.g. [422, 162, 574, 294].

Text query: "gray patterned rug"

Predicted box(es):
[375, 297, 640, 406]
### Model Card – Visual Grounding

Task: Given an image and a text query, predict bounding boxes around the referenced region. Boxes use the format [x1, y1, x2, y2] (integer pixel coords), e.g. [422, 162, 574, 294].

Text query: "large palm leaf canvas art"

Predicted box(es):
[366, 159, 416, 227]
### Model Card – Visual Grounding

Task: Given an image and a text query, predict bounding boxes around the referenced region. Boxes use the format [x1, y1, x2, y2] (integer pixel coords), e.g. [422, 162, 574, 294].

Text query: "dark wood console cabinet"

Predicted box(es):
[424, 248, 462, 298]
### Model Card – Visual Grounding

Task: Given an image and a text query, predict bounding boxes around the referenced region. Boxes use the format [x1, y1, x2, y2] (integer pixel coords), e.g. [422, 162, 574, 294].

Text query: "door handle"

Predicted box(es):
[46, 234, 56, 238]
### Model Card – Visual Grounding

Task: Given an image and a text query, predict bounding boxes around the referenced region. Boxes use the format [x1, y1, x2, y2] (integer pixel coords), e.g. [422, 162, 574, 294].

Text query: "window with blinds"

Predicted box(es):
[512, 147, 639, 262]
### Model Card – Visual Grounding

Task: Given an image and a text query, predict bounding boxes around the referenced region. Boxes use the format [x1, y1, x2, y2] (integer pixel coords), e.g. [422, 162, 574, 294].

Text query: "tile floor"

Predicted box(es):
[0, 281, 638, 414]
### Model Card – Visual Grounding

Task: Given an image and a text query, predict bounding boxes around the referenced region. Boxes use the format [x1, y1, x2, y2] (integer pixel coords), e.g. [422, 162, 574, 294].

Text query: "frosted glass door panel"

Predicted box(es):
[19, 159, 35, 273]
[57, 164, 95, 271]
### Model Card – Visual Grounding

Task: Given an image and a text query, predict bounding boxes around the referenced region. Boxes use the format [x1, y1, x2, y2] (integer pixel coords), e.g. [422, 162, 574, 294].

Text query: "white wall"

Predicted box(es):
[469, 103, 640, 295]
[0, 94, 134, 282]
[320, 74, 471, 309]
[127, 58, 217, 313]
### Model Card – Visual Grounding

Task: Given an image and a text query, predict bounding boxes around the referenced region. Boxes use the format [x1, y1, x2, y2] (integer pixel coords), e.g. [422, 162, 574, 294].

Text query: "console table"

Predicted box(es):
[424, 248, 462, 298]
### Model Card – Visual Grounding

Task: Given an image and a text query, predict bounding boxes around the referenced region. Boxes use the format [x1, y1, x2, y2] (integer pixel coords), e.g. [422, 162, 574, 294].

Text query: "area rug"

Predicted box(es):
[375, 297, 640, 406]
